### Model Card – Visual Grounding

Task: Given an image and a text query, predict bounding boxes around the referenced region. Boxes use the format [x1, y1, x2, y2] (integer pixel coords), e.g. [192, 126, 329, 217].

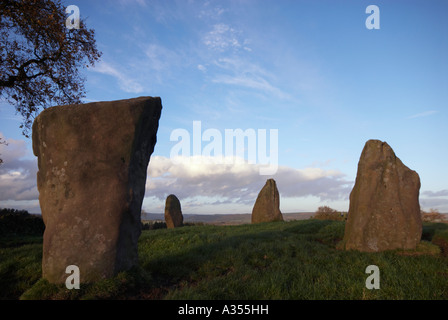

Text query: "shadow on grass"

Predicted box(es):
[422, 222, 448, 241]
[137, 220, 342, 299]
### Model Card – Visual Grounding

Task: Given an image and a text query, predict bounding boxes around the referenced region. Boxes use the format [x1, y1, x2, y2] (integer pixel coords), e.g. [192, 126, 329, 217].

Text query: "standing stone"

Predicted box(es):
[251, 179, 283, 223]
[343, 139, 422, 252]
[32, 96, 162, 283]
[164, 194, 183, 228]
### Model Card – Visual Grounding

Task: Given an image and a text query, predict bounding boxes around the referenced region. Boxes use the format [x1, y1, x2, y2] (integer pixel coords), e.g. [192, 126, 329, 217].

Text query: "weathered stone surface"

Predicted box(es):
[32, 96, 162, 283]
[164, 194, 183, 228]
[251, 179, 283, 223]
[343, 139, 422, 252]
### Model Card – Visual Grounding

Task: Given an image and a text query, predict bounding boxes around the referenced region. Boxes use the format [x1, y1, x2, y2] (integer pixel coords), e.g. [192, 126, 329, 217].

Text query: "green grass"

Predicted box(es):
[0, 241, 43, 299]
[1, 219, 448, 300]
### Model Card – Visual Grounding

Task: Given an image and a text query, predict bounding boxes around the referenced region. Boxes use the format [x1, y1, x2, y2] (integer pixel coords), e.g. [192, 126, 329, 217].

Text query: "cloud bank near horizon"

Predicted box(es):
[1, 133, 447, 214]
[0, 133, 352, 212]
[146, 155, 353, 205]
[0, 133, 38, 202]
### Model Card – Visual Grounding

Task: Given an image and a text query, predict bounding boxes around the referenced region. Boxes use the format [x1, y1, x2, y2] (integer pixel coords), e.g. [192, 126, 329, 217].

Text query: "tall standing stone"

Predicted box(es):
[32, 96, 162, 283]
[343, 139, 422, 252]
[251, 179, 283, 223]
[164, 194, 183, 228]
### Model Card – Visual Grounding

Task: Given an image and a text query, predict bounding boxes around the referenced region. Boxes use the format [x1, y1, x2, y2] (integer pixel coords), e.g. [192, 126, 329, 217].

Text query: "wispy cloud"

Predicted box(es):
[211, 58, 291, 100]
[212, 74, 290, 100]
[407, 110, 438, 119]
[143, 43, 181, 73]
[92, 61, 144, 93]
[198, 5, 226, 20]
[203, 23, 243, 52]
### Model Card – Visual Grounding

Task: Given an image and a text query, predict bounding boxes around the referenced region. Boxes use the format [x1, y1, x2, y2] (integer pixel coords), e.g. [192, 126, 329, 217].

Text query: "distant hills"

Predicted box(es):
[141, 212, 314, 225]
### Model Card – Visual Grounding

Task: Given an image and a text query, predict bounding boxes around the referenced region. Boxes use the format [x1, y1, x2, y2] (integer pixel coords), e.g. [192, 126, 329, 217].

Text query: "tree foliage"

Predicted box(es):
[421, 208, 446, 222]
[313, 206, 347, 221]
[0, 0, 102, 137]
[0, 137, 7, 165]
[0, 208, 45, 236]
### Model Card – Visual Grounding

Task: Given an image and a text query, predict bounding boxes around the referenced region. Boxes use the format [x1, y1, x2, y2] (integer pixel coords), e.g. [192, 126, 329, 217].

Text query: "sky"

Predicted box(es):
[1, 0, 448, 214]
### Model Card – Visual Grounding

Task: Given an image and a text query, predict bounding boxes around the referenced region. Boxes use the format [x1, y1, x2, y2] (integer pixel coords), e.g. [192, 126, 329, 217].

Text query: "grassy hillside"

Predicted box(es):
[1, 219, 448, 300]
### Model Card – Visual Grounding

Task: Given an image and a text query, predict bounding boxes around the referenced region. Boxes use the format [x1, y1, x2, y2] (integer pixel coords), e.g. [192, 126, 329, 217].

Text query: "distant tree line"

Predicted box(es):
[141, 220, 204, 230]
[141, 220, 167, 230]
[312, 206, 446, 223]
[0, 208, 45, 236]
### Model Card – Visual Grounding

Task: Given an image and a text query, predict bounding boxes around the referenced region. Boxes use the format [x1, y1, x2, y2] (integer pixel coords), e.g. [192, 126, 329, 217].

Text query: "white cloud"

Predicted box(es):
[0, 136, 352, 214]
[203, 23, 243, 52]
[422, 189, 448, 197]
[420, 198, 448, 212]
[0, 200, 41, 213]
[92, 61, 144, 93]
[146, 155, 352, 205]
[420, 189, 448, 212]
[0, 133, 38, 202]
[198, 3, 226, 20]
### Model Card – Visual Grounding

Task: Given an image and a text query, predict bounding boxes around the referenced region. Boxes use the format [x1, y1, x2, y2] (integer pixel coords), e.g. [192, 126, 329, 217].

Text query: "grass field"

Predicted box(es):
[1, 219, 448, 300]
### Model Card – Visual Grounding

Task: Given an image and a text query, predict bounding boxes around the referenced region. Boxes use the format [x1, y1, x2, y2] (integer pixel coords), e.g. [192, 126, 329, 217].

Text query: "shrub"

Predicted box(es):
[313, 206, 347, 221]
[314, 221, 345, 247]
[421, 208, 446, 223]
[415, 241, 441, 256]
[421, 223, 448, 241]
[141, 220, 167, 230]
[432, 229, 448, 257]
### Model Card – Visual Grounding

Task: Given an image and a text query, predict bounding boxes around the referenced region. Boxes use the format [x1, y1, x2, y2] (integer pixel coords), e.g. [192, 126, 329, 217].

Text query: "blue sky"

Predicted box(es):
[1, 0, 447, 214]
